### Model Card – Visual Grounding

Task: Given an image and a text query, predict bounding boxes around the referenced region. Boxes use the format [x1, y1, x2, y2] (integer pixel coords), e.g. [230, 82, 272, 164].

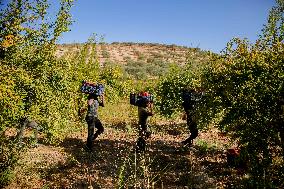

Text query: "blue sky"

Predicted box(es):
[0, 0, 276, 53]
[58, 1, 274, 53]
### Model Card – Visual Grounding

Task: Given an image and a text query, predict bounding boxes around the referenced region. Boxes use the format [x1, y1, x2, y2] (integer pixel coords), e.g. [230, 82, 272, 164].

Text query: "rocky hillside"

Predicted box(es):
[56, 42, 209, 66]
[56, 42, 210, 80]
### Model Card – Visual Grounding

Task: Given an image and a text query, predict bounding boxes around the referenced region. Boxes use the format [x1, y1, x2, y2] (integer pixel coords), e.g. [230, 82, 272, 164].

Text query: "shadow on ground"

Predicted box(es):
[41, 123, 247, 189]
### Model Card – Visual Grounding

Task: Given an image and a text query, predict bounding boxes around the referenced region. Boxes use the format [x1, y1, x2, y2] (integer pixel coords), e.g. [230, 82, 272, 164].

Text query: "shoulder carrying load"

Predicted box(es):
[80, 81, 104, 96]
[182, 89, 205, 109]
[130, 92, 153, 106]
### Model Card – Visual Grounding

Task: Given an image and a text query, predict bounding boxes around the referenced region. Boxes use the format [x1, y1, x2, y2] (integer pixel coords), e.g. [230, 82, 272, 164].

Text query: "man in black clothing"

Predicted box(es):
[85, 93, 104, 150]
[181, 89, 201, 147]
[136, 93, 154, 152]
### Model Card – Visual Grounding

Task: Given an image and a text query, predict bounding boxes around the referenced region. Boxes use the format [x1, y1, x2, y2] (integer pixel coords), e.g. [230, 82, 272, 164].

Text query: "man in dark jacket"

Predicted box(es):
[85, 93, 104, 150]
[136, 92, 154, 152]
[181, 88, 201, 147]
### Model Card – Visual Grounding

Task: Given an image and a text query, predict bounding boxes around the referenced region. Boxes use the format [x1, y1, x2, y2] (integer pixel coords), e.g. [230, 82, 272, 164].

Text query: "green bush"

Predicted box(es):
[0, 0, 74, 185]
[200, 1, 284, 186]
[0, 134, 25, 187]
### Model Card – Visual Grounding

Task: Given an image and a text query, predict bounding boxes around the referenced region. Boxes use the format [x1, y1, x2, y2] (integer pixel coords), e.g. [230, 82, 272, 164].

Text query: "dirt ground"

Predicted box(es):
[5, 122, 246, 189]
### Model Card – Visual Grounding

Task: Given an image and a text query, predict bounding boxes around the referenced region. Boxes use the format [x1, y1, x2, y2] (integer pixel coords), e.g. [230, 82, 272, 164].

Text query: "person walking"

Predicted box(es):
[136, 92, 154, 152]
[181, 88, 202, 147]
[85, 93, 104, 150]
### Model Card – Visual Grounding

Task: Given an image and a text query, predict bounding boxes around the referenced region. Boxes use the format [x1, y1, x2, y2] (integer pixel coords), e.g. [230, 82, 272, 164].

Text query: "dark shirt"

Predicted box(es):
[87, 100, 99, 117]
[138, 107, 152, 126]
[182, 91, 204, 112]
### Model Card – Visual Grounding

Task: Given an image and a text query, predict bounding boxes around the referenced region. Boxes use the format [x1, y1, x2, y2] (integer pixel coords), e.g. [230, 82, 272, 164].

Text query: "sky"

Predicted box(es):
[2, 0, 277, 53]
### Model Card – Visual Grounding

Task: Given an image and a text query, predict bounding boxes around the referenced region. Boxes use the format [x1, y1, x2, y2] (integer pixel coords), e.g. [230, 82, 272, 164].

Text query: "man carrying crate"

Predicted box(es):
[81, 81, 105, 151]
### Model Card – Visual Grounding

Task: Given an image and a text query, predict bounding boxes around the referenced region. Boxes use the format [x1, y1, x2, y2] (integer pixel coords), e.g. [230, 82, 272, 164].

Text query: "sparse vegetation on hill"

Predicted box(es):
[57, 42, 210, 80]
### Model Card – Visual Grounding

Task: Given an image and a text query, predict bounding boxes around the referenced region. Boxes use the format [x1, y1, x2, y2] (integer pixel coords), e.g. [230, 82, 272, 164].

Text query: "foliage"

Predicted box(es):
[154, 56, 209, 118]
[153, 0, 284, 186]
[200, 0, 284, 186]
[0, 0, 76, 138]
[0, 133, 26, 186]
[0, 0, 75, 186]
[124, 58, 170, 80]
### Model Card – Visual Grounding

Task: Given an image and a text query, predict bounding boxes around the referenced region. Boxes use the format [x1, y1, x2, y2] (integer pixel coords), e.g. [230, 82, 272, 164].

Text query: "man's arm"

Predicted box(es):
[147, 103, 154, 116]
[99, 94, 105, 107]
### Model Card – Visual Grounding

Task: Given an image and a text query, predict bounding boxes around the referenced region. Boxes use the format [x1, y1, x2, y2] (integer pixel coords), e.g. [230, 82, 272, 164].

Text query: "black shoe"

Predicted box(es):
[84, 145, 93, 152]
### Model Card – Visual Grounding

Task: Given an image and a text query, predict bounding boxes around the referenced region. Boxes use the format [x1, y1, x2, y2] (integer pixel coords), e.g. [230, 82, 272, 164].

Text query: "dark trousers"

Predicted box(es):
[136, 124, 151, 152]
[86, 116, 104, 148]
[138, 124, 151, 139]
[183, 113, 198, 144]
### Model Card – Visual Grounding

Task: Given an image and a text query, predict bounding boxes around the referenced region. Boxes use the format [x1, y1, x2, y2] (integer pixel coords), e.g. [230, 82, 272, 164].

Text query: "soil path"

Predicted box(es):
[7, 123, 244, 189]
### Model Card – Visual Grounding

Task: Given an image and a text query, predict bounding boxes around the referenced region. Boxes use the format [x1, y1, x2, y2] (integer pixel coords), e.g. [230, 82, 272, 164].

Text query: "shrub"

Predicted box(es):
[200, 1, 284, 186]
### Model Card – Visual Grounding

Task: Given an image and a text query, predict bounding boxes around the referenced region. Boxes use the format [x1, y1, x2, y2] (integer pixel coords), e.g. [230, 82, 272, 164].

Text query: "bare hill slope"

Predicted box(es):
[56, 42, 209, 66]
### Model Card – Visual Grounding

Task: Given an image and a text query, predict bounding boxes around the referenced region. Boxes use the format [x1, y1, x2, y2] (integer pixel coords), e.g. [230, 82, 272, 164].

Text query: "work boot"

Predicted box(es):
[84, 145, 92, 152]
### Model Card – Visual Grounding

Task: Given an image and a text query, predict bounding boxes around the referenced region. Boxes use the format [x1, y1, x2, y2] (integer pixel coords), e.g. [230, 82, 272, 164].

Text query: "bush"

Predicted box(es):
[200, 1, 284, 186]
[0, 134, 24, 187]
[0, 0, 74, 185]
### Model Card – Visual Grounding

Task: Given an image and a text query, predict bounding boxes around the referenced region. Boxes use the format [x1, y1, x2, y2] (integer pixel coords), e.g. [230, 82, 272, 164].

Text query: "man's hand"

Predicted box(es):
[99, 95, 105, 107]
[148, 102, 154, 114]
